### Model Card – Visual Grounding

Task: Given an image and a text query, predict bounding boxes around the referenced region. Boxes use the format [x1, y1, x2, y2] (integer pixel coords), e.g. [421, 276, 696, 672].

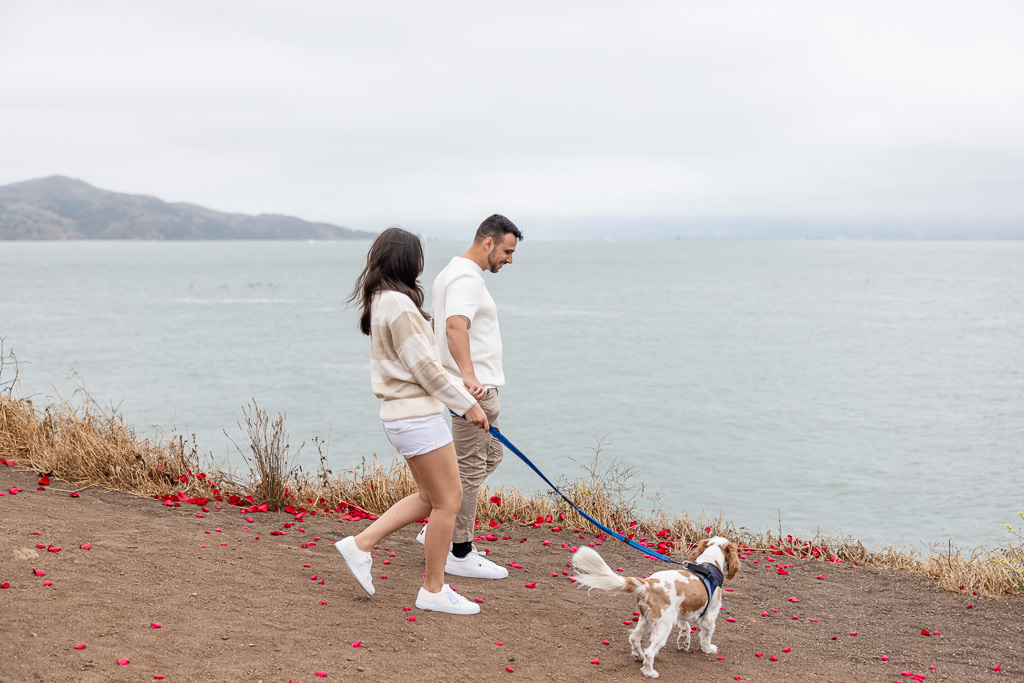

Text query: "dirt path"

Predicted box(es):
[1, 466, 1020, 682]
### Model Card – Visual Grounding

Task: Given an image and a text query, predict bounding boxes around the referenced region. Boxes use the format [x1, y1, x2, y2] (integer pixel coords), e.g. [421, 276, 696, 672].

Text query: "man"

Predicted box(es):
[419, 214, 522, 579]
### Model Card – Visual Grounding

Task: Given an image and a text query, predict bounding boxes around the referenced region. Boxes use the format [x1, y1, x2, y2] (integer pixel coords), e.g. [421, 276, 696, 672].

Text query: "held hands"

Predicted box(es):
[463, 374, 487, 400]
[464, 403, 490, 432]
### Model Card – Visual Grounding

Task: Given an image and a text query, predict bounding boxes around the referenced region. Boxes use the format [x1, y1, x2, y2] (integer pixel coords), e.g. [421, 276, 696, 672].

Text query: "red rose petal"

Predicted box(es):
[79, 544, 91, 550]
[506, 667, 514, 673]
[993, 665, 1001, 671]
[154, 677, 165, 680]
[881, 656, 890, 661]
[726, 617, 736, 622]
[74, 643, 86, 650]
[42, 580, 53, 586]
[150, 623, 161, 629]
[788, 597, 800, 602]
[769, 655, 778, 662]
[352, 641, 362, 647]
[755, 653, 764, 658]
[525, 582, 536, 589]
[816, 574, 825, 579]
[591, 658, 600, 665]
[406, 616, 416, 622]
[474, 598, 484, 603]
[921, 629, 931, 636]
[782, 647, 791, 652]
[117, 659, 130, 666]
[316, 672, 328, 678]
[70, 492, 80, 498]
[849, 632, 858, 636]
[601, 639, 609, 645]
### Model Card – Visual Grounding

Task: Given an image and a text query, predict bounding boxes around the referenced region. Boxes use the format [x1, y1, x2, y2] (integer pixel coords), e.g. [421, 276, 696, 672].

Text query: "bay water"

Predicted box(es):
[2, 239, 1021, 549]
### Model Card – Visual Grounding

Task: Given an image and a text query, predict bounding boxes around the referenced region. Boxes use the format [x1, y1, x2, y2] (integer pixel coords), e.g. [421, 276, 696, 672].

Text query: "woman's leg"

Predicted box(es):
[403, 441, 462, 593]
[351, 490, 432, 554]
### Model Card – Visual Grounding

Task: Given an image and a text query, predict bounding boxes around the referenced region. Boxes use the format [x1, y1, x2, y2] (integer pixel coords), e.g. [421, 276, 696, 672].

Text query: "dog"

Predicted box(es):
[572, 537, 741, 678]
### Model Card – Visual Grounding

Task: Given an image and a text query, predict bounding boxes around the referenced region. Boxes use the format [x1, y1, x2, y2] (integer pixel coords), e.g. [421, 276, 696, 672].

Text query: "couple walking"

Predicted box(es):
[335, 215, 522, 615]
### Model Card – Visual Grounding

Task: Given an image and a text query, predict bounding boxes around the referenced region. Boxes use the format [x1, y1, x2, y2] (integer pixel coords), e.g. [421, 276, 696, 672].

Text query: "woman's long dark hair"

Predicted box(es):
[346, 226, 430, 336]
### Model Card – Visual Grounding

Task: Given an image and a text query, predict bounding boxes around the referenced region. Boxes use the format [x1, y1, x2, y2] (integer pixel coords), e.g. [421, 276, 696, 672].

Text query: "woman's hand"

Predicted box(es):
[464, 403, 490, 432]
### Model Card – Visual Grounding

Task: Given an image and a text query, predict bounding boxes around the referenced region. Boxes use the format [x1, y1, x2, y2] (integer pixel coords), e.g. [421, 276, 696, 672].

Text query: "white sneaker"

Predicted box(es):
[445, 547, 509, 579]
[415, 523, 427, 545]
[335, 536, 375, 596]
[415, 584, 481, 615]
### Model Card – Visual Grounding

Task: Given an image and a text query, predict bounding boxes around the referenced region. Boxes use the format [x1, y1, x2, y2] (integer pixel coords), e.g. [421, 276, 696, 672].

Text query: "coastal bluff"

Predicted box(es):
[0, 176, 375, 241]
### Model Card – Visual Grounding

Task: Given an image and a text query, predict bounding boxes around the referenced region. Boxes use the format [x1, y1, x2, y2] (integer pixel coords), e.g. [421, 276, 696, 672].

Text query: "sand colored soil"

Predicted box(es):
[1, 465, 1021, 682]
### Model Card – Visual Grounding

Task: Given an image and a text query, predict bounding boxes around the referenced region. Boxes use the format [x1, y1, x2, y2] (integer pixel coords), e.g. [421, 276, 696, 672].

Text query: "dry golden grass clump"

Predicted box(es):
[1, 378, 1021, 598]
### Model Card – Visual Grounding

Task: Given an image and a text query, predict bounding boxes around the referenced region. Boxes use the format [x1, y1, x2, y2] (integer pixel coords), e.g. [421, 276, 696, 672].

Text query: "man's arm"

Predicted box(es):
[446, 315, 487, 399]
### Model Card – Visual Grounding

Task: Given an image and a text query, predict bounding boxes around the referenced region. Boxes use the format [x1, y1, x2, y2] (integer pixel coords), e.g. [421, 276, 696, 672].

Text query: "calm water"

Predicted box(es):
[2, 239, 1022, 549]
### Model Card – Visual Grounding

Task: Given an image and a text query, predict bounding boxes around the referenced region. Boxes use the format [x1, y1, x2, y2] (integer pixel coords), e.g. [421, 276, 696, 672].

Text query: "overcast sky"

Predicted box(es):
[1, 1, 1022, 237]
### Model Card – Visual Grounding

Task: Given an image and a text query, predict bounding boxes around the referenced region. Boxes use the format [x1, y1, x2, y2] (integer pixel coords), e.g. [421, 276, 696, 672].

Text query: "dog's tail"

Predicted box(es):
[572, 547, 647, 597]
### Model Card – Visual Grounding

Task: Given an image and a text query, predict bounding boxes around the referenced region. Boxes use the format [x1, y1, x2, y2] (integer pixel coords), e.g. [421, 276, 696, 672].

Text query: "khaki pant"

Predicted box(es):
[451, 388, 503, 544]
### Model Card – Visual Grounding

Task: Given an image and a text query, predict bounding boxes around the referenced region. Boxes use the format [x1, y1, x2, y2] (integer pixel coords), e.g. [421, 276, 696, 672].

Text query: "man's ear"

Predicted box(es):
[481, 236, 494, 252]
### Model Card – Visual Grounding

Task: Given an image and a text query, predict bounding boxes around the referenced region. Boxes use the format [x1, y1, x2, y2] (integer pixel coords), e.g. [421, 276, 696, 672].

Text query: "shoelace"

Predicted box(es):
[444, 586, 463, 604]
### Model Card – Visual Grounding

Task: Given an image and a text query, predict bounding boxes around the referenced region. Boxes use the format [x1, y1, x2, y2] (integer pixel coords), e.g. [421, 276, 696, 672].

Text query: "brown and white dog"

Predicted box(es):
[572, 537, 741, 678]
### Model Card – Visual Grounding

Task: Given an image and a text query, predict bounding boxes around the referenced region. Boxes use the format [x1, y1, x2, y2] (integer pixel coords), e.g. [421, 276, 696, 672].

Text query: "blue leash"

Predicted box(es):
[453, 413, 696, 570]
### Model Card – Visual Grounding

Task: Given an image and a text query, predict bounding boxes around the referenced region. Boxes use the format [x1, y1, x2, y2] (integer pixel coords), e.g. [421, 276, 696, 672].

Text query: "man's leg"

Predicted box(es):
[451, 389, 502, 545]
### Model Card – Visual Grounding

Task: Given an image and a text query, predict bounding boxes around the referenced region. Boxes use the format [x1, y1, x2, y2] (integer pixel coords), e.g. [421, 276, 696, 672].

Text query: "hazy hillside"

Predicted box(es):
[0, 176, 376, 240]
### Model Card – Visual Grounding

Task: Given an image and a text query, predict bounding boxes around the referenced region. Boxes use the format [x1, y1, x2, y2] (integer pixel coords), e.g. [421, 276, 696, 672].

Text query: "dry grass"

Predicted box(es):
[1, 380, 1021, 598]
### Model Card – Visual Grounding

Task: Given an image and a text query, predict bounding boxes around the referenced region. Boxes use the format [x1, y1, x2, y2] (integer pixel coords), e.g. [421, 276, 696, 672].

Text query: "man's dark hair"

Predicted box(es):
[475, 214, 523, 244]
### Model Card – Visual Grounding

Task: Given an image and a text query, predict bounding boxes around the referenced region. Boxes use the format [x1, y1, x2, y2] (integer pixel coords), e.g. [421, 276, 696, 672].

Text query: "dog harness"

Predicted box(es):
[683, 562, 725, 618]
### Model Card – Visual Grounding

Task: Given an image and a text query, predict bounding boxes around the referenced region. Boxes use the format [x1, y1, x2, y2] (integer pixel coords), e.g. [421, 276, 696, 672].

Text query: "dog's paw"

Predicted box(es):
[631, 649, 643, 661]
[700, 643, 717, 654]
[641, 667, 659, 679]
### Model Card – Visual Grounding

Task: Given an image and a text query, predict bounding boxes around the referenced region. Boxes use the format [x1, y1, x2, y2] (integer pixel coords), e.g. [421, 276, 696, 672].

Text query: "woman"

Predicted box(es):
[335, 226, 489, 615]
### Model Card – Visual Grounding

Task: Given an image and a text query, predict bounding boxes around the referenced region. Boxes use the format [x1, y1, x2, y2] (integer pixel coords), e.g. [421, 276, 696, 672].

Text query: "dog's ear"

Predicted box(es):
[724, 542, 741, 580]
[687, 539, 710, 563]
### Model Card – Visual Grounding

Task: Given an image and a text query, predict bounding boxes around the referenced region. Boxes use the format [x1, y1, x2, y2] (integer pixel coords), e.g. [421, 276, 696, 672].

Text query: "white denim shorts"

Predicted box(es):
[381, 413, 453, 457]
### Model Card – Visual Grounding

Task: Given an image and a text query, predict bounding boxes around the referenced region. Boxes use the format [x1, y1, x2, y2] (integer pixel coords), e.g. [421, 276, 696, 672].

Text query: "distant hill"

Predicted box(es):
[0, 176, 376, 240]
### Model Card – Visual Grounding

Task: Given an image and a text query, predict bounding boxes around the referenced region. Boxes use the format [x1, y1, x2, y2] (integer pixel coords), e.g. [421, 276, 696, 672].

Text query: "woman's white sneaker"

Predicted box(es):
[415, 584, 480, 615]
[335, 536, 375, 596]
[445, 548, 509, 579]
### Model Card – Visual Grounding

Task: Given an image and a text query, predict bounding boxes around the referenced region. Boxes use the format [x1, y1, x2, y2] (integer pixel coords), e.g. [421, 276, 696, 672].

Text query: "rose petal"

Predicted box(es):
[42, 580, 53, 586]
[921, 629, 931, 636]
[150, 623, 161, 629]
[74, 643, 86, 650]
[406, 616, 416, 622]
[315, 672, 328, 678]
[117, 659, 130, 666]
[591, 658, 600, 665]
[755, 653, 764, 658]
[849, 632, 858, 636]
[881, 656, 890, 661]
[782, 647, 791, 653]
[788, 597, 800, 602]
[601, 639, 609, 645]
[506, 667, 514, 673]
[525, 582, 536, 589]
[770, 655, 778, 661]
[352, 641, 362, 647]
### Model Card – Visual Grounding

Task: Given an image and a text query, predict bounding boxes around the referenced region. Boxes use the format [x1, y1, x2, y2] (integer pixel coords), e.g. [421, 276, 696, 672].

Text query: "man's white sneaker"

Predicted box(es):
[445, 548, 509, 579]
[414, 584, 481, 615]
[335, 536, 375, 596]
[415, 523, 427, 545]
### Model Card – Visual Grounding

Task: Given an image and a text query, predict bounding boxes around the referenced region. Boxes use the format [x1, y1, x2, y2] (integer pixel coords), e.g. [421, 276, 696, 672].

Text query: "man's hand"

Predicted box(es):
[464, 403, 490, 431]
[463, 374, 487, 399]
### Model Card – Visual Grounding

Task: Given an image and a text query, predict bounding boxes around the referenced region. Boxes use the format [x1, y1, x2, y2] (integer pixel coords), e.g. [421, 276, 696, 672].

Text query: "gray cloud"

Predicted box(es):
[1, 1, 1022, 235]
